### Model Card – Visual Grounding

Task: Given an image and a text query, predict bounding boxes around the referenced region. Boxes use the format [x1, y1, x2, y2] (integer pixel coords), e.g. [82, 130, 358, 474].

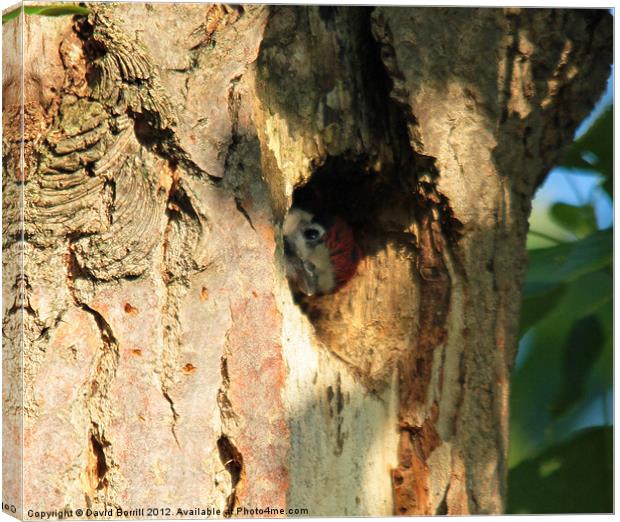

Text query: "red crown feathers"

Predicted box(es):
[323, 217, 362, 290]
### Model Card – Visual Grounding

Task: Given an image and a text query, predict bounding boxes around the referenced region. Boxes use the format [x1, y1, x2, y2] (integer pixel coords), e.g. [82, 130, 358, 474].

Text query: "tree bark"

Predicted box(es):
[2, 4, 611, 518]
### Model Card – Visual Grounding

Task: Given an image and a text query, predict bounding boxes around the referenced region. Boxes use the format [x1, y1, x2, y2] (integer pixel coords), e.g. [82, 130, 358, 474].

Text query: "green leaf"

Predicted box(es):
[1, 7, 20, 22]
[2, 4, 89, 24]
[552, 299, 613, 438]
[27, 4, 89, 16]
[524, 228, 612, 297]
[508, 426, 612, 514]
[559, 106, 612, 198]
[549, 202, 597, 238]
[586, 299, 614, 393]
[511, 270, 612, 466]
[602, 174, 612, 198]
[521, 227, 612, 340]
[519, 284, 565, 337]
[550, 314, 604, 417]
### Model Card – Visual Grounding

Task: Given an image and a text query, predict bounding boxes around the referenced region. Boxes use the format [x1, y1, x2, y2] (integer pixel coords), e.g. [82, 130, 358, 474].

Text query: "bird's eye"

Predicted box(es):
[303, 228, 321, 241]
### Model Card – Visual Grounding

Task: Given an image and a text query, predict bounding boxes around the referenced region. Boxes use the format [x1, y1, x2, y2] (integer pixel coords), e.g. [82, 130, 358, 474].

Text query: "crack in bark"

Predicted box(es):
[217, 435, 244, 516]
[224, 73, 259, 232]
[217, 309, 239, 426]
[66, 243, 120, 508]
[162, 389, 181, 448]
[447, 124, 466, 181]
[157, 169, 208, 451]
[215, 307, 243, 514]
[160, 219, 184, 450]
[217, 354, 235, 421]
[499, 12, 521, 124]
[88, 425, 110, 492]
[234, 197, 256, 231]
[436, 481, 449, 515]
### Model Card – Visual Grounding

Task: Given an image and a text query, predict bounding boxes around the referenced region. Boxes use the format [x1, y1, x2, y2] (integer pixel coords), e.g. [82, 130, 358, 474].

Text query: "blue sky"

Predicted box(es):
[528, 70, 613, 247]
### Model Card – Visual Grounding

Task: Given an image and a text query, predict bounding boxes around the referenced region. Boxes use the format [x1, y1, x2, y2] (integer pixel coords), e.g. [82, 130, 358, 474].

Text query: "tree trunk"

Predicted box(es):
[3, 4, 611, 518]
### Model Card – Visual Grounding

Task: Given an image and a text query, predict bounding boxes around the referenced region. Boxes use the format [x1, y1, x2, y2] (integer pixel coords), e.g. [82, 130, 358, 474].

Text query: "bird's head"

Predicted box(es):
[283, 207, 361, 296]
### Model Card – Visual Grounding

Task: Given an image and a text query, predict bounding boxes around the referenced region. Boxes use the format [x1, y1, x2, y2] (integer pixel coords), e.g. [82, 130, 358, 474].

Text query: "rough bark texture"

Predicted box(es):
[2, 4, 611, 518]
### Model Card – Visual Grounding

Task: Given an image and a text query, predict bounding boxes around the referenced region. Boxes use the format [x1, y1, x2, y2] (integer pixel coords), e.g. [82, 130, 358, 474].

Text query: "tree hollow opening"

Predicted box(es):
[286, 154, 421, 390]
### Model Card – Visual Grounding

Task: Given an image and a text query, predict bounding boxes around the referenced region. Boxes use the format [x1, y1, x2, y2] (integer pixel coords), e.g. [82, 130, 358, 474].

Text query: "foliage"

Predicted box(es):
[559, 106, 613, 197]
[508, 426, 612, 514]
[2, 4, 88, 24]
[508, 104, 613, 513]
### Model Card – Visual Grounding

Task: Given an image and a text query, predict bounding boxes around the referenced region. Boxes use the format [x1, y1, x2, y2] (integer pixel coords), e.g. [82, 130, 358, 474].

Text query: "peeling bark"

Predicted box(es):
[2, 4, 611, 518]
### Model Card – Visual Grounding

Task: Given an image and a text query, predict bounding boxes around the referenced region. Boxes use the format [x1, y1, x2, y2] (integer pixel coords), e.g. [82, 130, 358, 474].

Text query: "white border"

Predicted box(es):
[0, 2, 615, 522]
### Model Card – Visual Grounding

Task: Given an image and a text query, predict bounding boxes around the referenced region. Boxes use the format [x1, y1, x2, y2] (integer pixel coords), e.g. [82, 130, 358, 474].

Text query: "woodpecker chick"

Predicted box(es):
[283, 207, 361, 296]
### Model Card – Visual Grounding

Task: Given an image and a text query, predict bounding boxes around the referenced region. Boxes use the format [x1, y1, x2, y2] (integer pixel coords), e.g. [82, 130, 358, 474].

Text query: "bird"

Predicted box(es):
[283, 206, 361, 296]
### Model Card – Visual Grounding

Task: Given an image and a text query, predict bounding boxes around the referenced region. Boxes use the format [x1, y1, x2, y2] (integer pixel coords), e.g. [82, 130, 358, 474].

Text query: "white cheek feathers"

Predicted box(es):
[283, 208, 336, 296]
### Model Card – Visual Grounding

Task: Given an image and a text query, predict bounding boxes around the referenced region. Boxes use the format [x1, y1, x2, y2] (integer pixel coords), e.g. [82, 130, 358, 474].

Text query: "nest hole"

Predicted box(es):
[288, 154, 420, 334]
[291, 155, 415, 259]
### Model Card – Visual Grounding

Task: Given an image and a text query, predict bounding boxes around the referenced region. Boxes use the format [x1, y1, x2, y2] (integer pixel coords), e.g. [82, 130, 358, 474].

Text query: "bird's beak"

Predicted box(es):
[284, 238, 318, 296]
[298, 261, 318, 296]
